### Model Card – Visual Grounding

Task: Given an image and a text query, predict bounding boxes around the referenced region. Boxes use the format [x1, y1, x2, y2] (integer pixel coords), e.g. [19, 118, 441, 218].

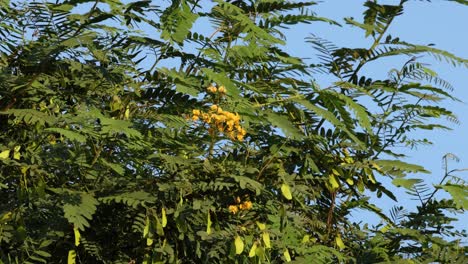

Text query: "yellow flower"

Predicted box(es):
[228, 205, 239, 214]
[201, 113, 211, 123]
[239, 128, 247, 136]
[214, 115, 226, 124]
[218, 86, 226, 94]
[192, 109, 201, 116]
[236, 133, 244, 141]
[192, 115, 199, 121]
[210, 105, 219, 112]
[232, 113, 240, 122]
[239, 201, 252, 210]
[207, 85, 217, 93]
[225, 112, 235, 120]
[226, 120, 235, 130]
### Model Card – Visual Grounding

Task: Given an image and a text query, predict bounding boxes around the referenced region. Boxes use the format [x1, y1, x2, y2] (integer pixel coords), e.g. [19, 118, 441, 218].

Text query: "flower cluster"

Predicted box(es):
[228, 197, 253, 214]
[207, 85, 226, 94]
[191, 105, 247, 141]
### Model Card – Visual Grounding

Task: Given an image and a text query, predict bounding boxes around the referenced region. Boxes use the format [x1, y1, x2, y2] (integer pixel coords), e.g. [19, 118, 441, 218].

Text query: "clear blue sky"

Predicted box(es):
[285, 0, 468, 232]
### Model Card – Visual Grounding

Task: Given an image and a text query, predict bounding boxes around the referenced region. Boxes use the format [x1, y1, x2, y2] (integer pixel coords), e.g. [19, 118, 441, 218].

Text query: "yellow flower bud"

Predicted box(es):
[232, 113, 240, 122]
[226, 120, 235, 130]
[228, 205, 239, 214]
[218, 86, 226, 94]
[207, 85, 217, 93]
[225, 112, 235, 120]
[201, 113, 211, 123]
[239, 201, 252, 210]
[213, 114, 226, 123]
[239, 128, 247, 136]
[210, 105, 219, 112]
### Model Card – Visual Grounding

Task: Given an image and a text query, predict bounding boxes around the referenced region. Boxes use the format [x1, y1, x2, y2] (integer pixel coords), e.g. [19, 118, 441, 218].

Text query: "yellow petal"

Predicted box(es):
[281, 184, 292, 200]
[235, 235, 244, 255]
[228, 205, 239, 214]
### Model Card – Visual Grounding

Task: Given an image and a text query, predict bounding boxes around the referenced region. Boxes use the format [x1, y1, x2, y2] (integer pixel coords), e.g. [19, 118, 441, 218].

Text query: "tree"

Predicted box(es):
[0, 0, 466, 263]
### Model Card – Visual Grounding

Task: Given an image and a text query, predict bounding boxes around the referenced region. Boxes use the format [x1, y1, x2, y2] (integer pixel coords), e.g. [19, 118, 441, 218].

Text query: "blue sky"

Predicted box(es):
[290, 0, 468, 231]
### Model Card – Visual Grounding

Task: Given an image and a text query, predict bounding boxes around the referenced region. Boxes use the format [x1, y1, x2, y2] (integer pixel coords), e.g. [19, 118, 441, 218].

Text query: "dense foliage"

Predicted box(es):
[0, 0, 467, 263]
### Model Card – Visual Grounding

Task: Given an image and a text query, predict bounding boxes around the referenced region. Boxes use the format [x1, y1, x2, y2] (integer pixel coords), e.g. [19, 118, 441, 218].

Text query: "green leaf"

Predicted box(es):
[266, 111, 304, 139]
[161, 1, 198, 44]
[281, 184, 293, 200]
[335, 235, 345, 250]
[373, 160, 429, 175]
[439, 184, 468, 209]
[234, 236, 244, 255]
[206, 211, 212, 235]
[67, 250, 76, 264]
[0, 150, 10, 159]
[162, 207, 167, 228]
[100, 158, 125, 176]
[73, 227, 81, 246]
[283, 249, 291, 262]
[262, 232, 271, 249]
[248, 242, 257, 257]
[392, 178, 423, 190]
[294, 98, 365, 148]
[63, 192, 98, 231]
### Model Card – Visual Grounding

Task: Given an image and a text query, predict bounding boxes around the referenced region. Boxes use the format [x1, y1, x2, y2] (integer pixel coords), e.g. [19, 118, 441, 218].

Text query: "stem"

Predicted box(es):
[373, 57, 416, 140]
[327, 191, 337, 233]
[421, 156, 453, 208]
[372, 96, 423, 159]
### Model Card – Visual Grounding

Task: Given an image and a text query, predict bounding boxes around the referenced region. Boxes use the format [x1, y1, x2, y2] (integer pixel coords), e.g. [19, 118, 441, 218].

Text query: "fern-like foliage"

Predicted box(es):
[0, 0, 466, 263]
